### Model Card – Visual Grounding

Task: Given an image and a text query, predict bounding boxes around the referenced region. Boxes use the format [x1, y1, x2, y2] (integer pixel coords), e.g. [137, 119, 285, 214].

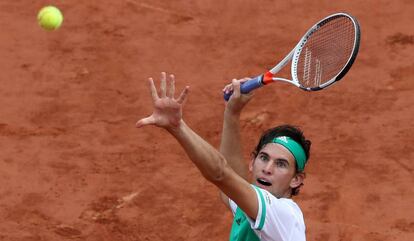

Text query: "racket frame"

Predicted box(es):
[289, 12, 361, 91]
[223, 12, 361, 100]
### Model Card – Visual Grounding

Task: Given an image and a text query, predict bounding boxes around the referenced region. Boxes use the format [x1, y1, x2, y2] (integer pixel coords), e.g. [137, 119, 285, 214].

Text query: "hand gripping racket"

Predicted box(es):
[224, 12, 361, 101]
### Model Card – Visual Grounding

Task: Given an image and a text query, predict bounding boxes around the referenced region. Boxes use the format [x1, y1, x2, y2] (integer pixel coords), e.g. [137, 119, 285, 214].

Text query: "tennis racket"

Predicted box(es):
[224, 12, 361, 101]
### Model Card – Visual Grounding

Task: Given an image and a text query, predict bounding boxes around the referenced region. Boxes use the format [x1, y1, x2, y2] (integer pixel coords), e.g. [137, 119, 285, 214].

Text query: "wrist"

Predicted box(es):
[224, 108, 241, 119]
[167, 119, 186, 136]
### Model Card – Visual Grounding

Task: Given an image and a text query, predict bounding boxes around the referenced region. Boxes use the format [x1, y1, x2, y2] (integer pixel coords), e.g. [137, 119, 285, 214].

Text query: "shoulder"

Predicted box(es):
[258, 187, 303, 217]
[255, 188, 306, 240]
[228, 186, 305, 223]
[254, 187, 305, 228]
[228, 187, 306, 240]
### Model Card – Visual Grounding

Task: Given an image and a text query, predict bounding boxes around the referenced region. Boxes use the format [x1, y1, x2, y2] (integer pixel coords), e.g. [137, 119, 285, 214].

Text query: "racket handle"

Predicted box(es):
[223, 75, 264, 101]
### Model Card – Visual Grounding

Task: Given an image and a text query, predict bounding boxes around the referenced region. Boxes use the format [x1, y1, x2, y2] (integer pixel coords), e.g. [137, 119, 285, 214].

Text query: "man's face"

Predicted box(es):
[249, 143, 302, 198]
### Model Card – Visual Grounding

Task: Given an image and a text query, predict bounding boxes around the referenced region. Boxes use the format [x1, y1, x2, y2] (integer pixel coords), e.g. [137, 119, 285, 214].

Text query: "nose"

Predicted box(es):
[262, 161, 273, 175]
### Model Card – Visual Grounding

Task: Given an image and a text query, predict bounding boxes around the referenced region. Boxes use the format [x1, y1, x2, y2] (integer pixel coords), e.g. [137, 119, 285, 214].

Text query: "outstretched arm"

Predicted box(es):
[136, 73, 258, 219]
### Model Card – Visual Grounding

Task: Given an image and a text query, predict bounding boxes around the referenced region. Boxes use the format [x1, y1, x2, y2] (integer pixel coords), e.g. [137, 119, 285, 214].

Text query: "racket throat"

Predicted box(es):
[263, 72, 274, 85]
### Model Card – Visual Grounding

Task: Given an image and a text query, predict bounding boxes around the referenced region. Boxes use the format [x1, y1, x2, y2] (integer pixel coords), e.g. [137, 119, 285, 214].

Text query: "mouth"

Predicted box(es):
[257, 178, 272, 186]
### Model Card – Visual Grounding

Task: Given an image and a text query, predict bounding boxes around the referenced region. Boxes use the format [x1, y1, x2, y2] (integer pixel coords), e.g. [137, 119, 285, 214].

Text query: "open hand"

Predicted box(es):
[136, 72, 189, 130]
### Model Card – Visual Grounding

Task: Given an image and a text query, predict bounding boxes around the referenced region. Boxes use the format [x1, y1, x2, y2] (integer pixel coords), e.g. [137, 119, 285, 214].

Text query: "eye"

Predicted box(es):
[275, 160, 288, 168]
[259, 154, 269, 162]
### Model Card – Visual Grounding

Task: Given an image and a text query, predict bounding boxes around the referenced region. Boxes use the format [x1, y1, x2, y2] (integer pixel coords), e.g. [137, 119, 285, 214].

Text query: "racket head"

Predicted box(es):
[291, 13, 361, 91]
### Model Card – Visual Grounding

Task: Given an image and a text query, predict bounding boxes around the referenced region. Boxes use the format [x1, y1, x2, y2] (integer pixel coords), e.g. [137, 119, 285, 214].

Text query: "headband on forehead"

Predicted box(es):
[272, 136, 307, 171]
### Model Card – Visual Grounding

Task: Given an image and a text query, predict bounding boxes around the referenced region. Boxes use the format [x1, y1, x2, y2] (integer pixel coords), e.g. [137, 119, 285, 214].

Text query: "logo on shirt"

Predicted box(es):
[235, 218, 242, 225]
[265, 192, 272, 205]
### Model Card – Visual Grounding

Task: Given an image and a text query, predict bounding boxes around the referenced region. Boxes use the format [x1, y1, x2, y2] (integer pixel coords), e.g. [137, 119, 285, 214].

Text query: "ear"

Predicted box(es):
[248, 156, 255, 172]
[290, 172, 305, 189]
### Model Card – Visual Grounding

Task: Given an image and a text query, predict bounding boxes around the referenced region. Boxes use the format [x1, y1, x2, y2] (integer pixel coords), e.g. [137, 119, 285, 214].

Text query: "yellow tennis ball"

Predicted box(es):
[37, 6, 63, 31]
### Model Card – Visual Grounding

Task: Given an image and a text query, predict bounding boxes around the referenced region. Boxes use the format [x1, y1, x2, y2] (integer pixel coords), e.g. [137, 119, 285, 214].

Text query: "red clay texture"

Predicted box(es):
[0, 0, 413, 240]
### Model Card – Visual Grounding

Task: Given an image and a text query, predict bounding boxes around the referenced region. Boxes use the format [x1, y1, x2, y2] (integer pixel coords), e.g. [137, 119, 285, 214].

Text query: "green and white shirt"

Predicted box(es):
[229, 185, 306, 241]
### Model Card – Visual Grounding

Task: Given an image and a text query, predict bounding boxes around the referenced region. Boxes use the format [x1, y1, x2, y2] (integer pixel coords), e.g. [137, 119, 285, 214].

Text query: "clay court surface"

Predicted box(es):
[0, 0, 413, 240]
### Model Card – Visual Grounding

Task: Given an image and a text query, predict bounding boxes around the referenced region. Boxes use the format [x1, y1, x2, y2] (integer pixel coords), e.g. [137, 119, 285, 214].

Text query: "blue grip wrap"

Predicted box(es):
[223, 75, 264, 101]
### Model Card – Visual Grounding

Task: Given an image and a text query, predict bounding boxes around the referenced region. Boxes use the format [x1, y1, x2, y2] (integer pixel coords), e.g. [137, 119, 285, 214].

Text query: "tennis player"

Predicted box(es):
[221, 78, 311, 241]
[136, 72, 311, 241]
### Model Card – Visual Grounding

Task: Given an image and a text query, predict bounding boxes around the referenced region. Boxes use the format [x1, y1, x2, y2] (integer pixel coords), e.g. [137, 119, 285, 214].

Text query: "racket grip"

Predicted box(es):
[223, 75, 264, 101]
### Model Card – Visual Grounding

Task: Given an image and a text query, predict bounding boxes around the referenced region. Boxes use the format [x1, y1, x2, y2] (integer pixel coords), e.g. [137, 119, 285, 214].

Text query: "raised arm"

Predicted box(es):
[220, 78, 253, 179]
[136, 73, 258, 219]
[219, 79, 253, 207]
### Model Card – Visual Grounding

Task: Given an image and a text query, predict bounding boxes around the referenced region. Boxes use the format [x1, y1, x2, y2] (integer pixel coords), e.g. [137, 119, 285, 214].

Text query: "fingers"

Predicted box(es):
[176, 86, 190, 104]
[136, 116, 155, 128]
[222, 77, 251, 95]
[233, 79, 242, 95]
[148, 78, 159, 102]
[222, 83, 233, 95]
[160, 72, 167, 97]
[148, 72, 186, 102]
[168, 74, 175, 98]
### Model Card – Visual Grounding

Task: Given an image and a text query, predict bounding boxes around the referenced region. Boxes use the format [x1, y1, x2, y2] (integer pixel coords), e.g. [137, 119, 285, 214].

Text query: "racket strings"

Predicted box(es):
[297, 16, 356, 88]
